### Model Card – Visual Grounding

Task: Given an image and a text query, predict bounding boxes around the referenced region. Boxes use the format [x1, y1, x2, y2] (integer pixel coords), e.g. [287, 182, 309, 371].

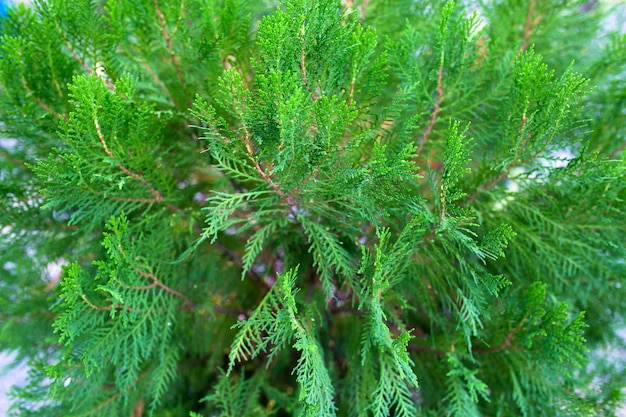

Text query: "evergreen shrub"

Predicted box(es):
[1, 0, 625, 416]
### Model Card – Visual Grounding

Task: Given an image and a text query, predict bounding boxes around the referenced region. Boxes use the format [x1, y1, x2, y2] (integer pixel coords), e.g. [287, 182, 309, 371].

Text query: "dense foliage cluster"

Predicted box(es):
[1, 0, 625, 416]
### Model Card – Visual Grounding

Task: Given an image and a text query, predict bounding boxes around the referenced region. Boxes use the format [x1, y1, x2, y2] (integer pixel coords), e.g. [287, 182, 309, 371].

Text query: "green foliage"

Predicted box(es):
[1, 0, 625, 416]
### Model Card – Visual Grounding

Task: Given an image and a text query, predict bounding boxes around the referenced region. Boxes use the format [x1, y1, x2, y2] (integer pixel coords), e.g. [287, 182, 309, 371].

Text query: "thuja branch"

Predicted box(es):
[244, 138, 287, 199]
[21, 78, 66, 120]
[81, 294, 113, 311]
[131, 45, 180, 107]
[476, 316, 528, 354]
[235, 100, 288, 199]
[408, 343, 446, 358]
[519, 0, 545, 52]
[93, 116, 165, 202]
[418, 62, 445, 157]
[300, 25, 318, 102]
[77, 369, 151, 417]
[295, 26, 321, 188]
[154, 0, 186, 89]
[117, 244, 195, 310]
[466, 117, 552, 201]
[65, 42, 115, 91]
[134, 267, 195, 310]
[52, 18, 116, 92]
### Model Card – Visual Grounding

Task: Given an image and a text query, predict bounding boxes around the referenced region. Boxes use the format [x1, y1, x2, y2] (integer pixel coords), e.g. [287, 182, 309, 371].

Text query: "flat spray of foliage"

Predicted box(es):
[1, 0, 625, 416]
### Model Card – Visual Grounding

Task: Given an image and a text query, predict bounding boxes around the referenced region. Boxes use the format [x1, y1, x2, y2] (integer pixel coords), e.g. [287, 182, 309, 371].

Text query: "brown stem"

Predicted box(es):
[117, 243, 195, 310]
[340, 78, 357, 149]
[465, 132, 548, 202]
[300, 30, 309, 89]
[291, 166, 320, 196]
[105, 194, 163, 204]
[0, 150, 27, 167]
[81, 179, 163, 204]
[300, 25, 317, 102]
[61, 39, 116, 91]
[236, 100, 288, 199]
[417, 63, 445, 157]
[135, 267, 195, 310]
[519, 0, 544, 53]
[21, 79, 66, 120]
[476, 316, 527, 354]
[65, 40, 91, 73]
[81, 369, 150, 416]
[608, 142, 626, 159]
[93, 117, 165, 202]
[137, 53, 180, 107]
[154, 0, 186, 89]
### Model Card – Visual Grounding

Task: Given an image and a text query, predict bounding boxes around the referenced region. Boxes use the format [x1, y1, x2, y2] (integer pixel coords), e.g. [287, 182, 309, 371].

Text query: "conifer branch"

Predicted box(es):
[58, 32, 116, 91]
[291, 166, 320, 196]
[2, 1, 616, 415]
[116, 243, 195, 310]
[418, 63, 444, 157]
[154, 0, 186, 89]
[81, 294, 113, 311]
[608, 143, 626, 159]
[519, 0, 544, 52]
[82, 182, 164, 204]
[521, 0, 535, 52]
[0, 150, 26, 167]
[340, 77, 357, 149]
[78, 369, 151, 417]
[467, 134, 549, 202]
[21, 78, 66, 120]
[476, 316, 527, 354]
[347, 78, 356, 108]
[300, 25, 317, 102]
[239, 111, 288, 199]
[134, 267, 195, 310]
[134, 50, 180, 107]
[93, 117, 165, 202]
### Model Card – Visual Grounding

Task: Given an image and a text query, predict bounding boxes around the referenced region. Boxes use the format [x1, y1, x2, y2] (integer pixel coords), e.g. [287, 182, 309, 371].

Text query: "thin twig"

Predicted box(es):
[340, 77, 357, 149]
[235, 97, 288, 199]
[520, 0, 535, 52]
[21, 79, 66, 120]
[65, 40, 91, 73]
[93, 117, 165, 202]
[300, 25, 317, 102]
[81, 180, 163, 204]
[608, 143, 626, 159]
[117, 243, 195, 310]
[80, 369, 150, 416]
[519, 0, 544, 53]
[466, 130, 549, 202]
[81, 294, 113, 311]
[136, 54, 180, 107]
[476, 316, 527, 354]
[154, 0, 186, 89]
[417, 63, 445, 157]
[135, 267, 196, 310]
[61, 40, 116, 91]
